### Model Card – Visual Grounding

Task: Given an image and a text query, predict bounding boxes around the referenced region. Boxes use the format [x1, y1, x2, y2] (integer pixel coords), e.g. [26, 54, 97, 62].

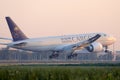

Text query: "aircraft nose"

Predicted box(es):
[109, 36, 116, 43]
[112, 37, 116, 43]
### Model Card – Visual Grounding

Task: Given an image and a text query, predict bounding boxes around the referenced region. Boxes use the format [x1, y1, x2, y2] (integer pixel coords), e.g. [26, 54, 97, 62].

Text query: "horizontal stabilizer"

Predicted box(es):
[0, 43, 9, 45]
[0, 37, 12, 41]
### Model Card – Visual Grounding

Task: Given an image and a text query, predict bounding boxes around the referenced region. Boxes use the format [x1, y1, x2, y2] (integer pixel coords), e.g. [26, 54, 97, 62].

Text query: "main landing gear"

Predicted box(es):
[49, 51, 78, 59]
[67, 53, 78, 59]
[105, 50, 112, 54]
[104, 46, 112, 54]
[49, 51, 59, 59]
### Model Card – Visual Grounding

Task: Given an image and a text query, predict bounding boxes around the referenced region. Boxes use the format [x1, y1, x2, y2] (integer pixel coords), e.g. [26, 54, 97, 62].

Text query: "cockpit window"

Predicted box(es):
[103, 34, 107, 36]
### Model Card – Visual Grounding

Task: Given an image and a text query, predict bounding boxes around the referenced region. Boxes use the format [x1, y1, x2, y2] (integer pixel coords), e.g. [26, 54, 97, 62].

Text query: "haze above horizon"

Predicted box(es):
[0, 0, 120, 50]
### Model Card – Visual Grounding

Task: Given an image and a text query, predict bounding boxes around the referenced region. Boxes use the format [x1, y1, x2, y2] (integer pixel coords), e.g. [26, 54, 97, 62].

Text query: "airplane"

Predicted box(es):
[0, 17, 116, 59]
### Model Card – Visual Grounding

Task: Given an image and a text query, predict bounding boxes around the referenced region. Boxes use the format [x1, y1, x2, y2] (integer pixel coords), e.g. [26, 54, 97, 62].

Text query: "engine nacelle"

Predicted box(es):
[86, 42, 103, 52]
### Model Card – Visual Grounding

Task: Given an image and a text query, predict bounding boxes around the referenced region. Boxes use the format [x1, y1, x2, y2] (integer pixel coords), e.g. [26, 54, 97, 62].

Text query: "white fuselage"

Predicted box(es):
[8, 33, 116, 52]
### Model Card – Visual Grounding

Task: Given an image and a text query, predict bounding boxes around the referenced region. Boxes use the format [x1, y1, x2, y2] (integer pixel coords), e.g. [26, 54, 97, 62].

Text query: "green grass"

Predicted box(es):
[0, 65, 120, 80]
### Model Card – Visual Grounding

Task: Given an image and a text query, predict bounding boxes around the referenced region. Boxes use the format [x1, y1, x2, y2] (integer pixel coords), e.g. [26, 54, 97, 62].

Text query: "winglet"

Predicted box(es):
[88, 34, 101, 43]
[5, 17, 28, 41]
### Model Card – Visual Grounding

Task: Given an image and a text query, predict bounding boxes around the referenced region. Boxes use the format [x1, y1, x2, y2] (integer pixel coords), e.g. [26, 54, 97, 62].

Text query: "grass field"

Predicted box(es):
[0, 65, 120, 80]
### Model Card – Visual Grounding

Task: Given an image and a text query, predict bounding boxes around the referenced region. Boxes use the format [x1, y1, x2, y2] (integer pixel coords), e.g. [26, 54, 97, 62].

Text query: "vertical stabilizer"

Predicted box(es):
[6, 17, 28, 41]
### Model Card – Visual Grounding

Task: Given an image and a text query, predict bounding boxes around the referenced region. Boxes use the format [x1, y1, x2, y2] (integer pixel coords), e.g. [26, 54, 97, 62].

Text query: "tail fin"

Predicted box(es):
[5, 17, 28, 41]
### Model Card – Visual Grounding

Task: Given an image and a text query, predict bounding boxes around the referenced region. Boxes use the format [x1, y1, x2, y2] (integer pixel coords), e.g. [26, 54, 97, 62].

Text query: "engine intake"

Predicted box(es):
[86, 42, 103, 52]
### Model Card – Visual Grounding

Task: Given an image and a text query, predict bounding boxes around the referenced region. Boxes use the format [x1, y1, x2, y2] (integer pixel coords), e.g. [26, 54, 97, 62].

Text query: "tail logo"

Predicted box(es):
[12, 26, 19, 38]
[12, 31, 19, 38]
[14, 26, 19, 31]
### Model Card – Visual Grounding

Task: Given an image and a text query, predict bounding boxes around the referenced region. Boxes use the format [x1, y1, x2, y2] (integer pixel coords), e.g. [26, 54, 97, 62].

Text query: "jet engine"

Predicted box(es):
[86, 42, 103, 52]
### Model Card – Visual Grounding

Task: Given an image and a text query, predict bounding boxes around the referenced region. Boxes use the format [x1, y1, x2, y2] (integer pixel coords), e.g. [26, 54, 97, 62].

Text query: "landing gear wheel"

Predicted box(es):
[105, 50, 112, 54]
[49, 54, 59, 59]
[67, 54, 78, 59]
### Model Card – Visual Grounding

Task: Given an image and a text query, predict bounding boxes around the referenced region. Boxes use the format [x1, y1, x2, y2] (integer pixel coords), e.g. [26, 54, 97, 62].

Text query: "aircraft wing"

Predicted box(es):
[71, 34, 101, 50]
[54, 34, 101, 52]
